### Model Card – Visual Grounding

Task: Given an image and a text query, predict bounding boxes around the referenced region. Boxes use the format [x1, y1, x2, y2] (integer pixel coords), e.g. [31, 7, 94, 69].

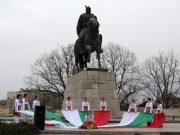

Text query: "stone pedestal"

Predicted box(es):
[63, 70, 120, 117]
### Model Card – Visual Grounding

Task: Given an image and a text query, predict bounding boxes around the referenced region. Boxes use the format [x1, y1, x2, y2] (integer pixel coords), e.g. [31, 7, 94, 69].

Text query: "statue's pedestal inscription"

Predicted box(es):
[64, 70, 120, 117]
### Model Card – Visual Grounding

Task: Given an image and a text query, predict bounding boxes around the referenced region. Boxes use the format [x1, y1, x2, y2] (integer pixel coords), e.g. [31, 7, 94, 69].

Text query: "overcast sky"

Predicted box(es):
[0, 0, 180, 99]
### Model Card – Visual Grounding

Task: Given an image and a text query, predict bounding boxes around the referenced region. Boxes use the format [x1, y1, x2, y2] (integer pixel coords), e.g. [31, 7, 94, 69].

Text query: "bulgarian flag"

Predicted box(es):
[99, 112, 165, 128]
[29, 109, 64, 122]
[18, 110, 66, 128]
[118, 112, 140, 126]
[150, 112, 165, 128]
[79, 111, 88, 123]
[98, 112, 140, 128]
[61, 110, 83, 127]
[45, 110, 64, 123]
[94, 111, 110, 126]
[128, 113, 154, 126]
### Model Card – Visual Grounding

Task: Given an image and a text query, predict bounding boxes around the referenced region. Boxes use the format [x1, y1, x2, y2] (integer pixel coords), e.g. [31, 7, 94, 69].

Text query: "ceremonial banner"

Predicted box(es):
[118, 112, 140, 126]
[150, 112, 165, 128]
[128, 113, 154, 126]
[94, 111, 110, 126]
[62, 110, 83, 127]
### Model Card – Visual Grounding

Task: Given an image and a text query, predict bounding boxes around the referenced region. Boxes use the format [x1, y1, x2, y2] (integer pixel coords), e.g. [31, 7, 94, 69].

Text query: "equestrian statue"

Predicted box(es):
[74, 6, 103, 71]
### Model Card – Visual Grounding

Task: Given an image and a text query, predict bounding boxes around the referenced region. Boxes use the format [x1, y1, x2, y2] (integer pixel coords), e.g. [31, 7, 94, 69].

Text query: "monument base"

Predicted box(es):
[63, 69, 120, 117]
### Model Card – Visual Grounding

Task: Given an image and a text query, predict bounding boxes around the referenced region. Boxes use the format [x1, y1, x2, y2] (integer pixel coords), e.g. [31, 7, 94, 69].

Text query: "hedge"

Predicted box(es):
[0, 122, 39, 135]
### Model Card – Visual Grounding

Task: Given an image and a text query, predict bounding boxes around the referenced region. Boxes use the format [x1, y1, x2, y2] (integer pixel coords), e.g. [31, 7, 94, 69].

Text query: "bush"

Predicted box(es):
[0, 122, 39, 135]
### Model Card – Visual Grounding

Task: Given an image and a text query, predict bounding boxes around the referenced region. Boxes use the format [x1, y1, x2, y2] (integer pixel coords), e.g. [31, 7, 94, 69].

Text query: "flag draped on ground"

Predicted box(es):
[45, 119, 67, 128]
[29, 109, 64, 122]
[61, 110, 83, 127]
[128, 113, 154, 126]
[118, 112, 140, 126]
[94, 111, 110, 126]
[18, 110, 165, 128]
[98, 112, 157, 128]
[98, 112, 140, 128]
[18, 110, 66, 128]
[45, 110, 64, 122]
[79, 111, 87, 123]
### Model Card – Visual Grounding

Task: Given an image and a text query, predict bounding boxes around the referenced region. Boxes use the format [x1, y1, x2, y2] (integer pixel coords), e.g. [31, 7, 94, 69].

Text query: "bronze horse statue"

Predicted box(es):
[74, 18, 103, 71]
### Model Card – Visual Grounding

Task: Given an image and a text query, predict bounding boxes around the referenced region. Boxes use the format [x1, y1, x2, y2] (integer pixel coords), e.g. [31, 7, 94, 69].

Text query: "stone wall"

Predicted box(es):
[63, 70, 121, 117]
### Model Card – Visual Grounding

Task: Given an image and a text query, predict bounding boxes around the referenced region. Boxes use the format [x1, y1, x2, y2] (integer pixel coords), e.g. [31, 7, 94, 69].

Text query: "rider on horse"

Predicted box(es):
[74, 6, 102, 70]
[76, 6, 97, 53]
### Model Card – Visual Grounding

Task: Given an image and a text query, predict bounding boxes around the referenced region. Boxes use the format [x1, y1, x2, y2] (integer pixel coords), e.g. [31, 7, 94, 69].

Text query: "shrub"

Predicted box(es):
[0, 122, 39, 135]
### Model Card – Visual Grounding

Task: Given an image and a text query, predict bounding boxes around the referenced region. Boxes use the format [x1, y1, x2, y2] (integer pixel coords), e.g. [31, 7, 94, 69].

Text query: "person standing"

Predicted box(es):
[144, 97, 153, 113]
[155, 100, 163, 114]
[82, 97, 90, 111]
[144, 97, 153, 126]
[32, 95, 40, 110]
[80, 111, 97, 129]
[65, 96, 73, 111]
[128, 99, 137, 113]
[99, 97, 107, 111]
[22, 93, 31, 122]
[14, 94, 23, 123]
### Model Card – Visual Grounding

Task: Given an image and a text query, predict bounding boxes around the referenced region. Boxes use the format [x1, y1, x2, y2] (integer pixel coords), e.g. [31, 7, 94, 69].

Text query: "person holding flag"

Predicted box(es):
[82, 97, 90, 111]
[144, 97, 153, 126]
[22, 93, 31, 122]
[155, 100, 163, 114]
[80, 111, 97, 129]
[65, 96, 73, 111]
[99, 97, 107, 111]
[128, 99, 137, 113]
[14, 94, 23, 123]
[144, 97, 153, 113]
[32, 95, 40, 109]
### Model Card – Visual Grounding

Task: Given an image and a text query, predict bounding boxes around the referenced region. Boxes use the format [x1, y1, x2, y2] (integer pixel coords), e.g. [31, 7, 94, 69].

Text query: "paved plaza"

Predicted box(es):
[39, 123, 180, 135]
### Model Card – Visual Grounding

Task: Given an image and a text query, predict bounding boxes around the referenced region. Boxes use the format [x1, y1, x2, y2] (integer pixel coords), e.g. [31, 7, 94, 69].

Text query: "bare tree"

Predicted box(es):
[141, 52, 180, 108]
[102, 43, 142, 110]
[24, 44, 74, 109]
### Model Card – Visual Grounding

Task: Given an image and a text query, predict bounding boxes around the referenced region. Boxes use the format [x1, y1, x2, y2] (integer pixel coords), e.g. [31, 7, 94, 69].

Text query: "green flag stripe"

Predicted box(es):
[30, 109, 64, 123]
[79, 111, 87, 123]
[128, 113, 154, 126]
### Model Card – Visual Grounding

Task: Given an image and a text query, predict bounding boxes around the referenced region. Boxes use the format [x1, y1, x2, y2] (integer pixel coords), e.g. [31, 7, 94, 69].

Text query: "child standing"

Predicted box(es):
[128, 99, 137, 113]
[32, 95, 40, 110]
[99, 97, 107, 111]
[82, 97, 90, 111]
[65, 96, 73, 111]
